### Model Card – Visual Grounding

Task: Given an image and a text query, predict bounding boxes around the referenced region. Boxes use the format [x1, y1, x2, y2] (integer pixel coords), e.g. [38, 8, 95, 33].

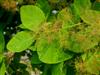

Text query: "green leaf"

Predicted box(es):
[17, 0, 23, 4]
[29, 45, 37, 51]
[85, 51, 100, 74]
[20, 5, 45, 31]
[67, 35, 98, 53]
[31, 52, 42, 64]
[74, 0, 91, 10]
[51, 62, 66, 75]
[42, 64, 52, 75]
[0, 54, 3, 63]
[19, 24, 27, 29]
[57, 8, 77, 29]
[0, 30, 5, 53]
[66, 25, 99, 53]
[57, 8, 72, 23]
[49, 0, 59, 3]
[0, 26, 4, 65]
[36, 0, 51, 18]
[47, 14, 56, 22]
[0, 30, 5, 63]
[7, 31, 34, 52]
[74, 0, 100, 26]
[92, 2, 100, 11]
[37, 34, 73, 64]
[0, 62, 6, 75]
[70, 4, 81, 23]
[79, 50, 100, 74]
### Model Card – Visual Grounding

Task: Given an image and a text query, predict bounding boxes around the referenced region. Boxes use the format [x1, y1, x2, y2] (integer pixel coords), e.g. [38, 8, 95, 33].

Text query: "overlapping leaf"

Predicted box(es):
[0, 30, 5, 63]
[7, 31, 34, 52]
[74, 0, 100, 26]
[31, 52, 42, 64]
[85, 51, 100, 74]
[37, 29, 73, 64]
[51, 62, 66, 75]
[0, 30, 5, 53]
[36, 0, 51, 18]
[20, 5, 45, 31]
[0, 62, 6, 75]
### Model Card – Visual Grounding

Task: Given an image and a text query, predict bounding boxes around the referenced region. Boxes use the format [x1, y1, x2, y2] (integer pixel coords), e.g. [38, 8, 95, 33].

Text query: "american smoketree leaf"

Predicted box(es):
[20, 5, 45, 31]
[7, 31, 34, 52]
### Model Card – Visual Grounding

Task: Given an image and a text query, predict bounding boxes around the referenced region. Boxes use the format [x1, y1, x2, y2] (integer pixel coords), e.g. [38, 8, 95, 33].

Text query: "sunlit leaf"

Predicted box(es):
[0, 62, 6, 75]
[57, 8, 72, 23]
[20, 5, 45, 31]
[29, 45, 37, 51]
[74, 0, 100, 25]
[37, 33, 73, 64]
[7, 31, 34, 52]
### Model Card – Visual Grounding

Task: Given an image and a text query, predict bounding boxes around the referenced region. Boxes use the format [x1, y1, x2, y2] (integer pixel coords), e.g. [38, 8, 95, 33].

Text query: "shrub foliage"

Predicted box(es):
[0, 0, 100, 75]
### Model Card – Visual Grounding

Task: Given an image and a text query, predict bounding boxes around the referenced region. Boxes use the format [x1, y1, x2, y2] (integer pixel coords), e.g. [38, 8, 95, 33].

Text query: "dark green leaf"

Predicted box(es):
[51, 62, 66, 75]
[36, 0, 51, 18]
[0, 30, 5, 53]
[31, 52, 42, 64]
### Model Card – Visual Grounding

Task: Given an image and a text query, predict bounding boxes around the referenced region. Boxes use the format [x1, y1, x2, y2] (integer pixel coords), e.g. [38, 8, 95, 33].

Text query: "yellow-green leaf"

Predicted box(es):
[20, 5, 45, 31]
[7, 31, 34, 52]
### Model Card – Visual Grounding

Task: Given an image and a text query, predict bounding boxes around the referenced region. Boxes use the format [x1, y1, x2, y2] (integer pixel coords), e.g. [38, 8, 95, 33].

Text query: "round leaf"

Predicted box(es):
[20, 5, 45, 31]
[7, 31, 34, 52]
[74, 0, 100, 26]
[37, 35, 73, 64]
